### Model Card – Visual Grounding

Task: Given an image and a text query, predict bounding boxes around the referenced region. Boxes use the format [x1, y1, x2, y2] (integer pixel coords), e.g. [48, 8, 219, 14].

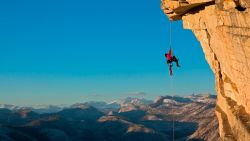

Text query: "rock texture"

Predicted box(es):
[161, 0, 250, 140]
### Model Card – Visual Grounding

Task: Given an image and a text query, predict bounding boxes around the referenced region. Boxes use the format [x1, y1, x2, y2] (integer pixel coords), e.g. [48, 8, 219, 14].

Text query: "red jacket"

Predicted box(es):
[165, 48, 173, 76]
[165, 48, 172, 60]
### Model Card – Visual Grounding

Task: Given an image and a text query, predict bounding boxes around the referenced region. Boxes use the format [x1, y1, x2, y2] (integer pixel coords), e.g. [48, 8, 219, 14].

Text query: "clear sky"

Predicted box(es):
[0, 0, 215, 105]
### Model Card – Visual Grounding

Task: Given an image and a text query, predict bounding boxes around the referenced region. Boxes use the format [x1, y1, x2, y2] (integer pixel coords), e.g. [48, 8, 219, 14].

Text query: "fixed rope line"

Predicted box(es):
[169, 21, 175, 141]
[169, 21, 172, 49]
[170, 76, 175, 141]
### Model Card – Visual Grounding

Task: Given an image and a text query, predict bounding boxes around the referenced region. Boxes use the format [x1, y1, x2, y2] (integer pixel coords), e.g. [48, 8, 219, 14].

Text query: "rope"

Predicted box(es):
[169, 21, 172, 49]
[170, 76, 175, 141]
[169, 20, 175, 141]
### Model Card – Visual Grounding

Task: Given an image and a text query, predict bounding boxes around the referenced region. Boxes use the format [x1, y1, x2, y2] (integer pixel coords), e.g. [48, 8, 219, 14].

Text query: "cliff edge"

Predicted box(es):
[161, 0, 250, 140]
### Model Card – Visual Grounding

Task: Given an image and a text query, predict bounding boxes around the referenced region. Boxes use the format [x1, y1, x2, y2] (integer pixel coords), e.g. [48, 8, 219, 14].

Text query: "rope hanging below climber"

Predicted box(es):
[164, 21, 180, 141]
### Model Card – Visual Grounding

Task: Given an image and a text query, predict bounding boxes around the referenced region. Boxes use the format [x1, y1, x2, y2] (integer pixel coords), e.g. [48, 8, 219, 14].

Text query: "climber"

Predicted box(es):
[165, 48, 180, 67]
[165, 48, 180, 76]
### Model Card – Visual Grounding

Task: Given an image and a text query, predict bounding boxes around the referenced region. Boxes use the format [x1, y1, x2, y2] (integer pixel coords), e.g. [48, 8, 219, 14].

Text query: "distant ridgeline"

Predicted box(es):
[0, 95, 219, 141]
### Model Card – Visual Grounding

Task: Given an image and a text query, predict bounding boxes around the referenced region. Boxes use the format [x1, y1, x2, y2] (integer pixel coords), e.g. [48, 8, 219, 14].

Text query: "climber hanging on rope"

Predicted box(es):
[165, 48, 180, 76]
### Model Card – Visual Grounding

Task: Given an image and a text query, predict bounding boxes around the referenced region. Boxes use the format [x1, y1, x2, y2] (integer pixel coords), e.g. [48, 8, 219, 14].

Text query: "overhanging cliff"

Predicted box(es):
[161, 0, 250, 140]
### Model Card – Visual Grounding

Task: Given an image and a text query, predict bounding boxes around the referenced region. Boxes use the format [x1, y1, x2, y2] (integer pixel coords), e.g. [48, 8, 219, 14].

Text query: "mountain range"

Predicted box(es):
[0, 94, 219, 141]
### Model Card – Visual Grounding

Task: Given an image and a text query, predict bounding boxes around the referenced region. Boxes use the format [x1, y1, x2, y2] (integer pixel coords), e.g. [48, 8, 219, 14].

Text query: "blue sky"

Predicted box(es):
[0, 0, 215, 105]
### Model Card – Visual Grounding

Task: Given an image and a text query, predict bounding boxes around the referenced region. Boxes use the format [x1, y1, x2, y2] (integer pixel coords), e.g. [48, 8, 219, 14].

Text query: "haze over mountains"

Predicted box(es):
[0, 94, 219, 141]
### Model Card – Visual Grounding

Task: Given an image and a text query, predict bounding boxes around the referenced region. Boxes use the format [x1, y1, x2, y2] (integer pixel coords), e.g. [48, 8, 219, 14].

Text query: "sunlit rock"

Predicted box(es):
[161, 0, 250, 140]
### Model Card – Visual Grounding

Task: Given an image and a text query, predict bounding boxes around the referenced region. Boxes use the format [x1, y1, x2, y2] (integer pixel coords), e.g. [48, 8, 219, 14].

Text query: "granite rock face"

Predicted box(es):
[161, 0, 250, 140]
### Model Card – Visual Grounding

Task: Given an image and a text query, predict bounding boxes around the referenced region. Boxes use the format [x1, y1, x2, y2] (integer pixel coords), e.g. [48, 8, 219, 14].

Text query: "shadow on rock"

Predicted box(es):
[140, 120, 199, 140]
